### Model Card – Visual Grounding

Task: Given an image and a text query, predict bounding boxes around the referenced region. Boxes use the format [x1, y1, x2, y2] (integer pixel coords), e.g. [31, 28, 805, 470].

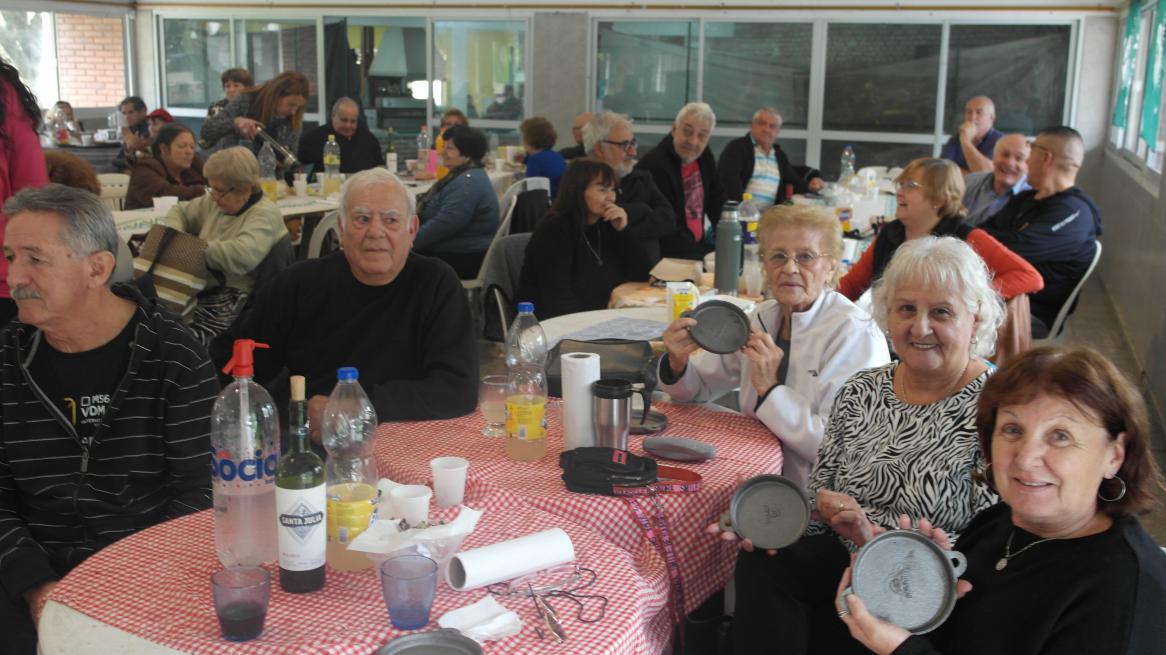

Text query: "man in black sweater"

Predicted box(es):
[297, 97, 385, 176]
[718, 107, 824, 208]
[634, 102, 725, 260]
[229, 168, 478, 439]
[981, 126, 1101, 335]
[0, 185, 219, 655]
[581, 110, 676, 278]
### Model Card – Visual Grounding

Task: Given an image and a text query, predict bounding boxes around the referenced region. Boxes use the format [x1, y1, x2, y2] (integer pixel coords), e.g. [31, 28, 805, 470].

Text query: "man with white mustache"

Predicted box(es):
[962, 134, 1032, 226]
[634, 102, 726, 260]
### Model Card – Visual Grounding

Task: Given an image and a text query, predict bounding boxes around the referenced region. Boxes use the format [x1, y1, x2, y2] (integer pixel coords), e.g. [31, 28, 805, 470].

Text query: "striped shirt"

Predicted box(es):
[0, 284, 219, 598]
[745, 142, 782, 208]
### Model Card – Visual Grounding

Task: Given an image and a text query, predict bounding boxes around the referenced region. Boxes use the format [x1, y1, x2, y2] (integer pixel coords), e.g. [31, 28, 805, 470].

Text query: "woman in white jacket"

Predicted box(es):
[658, 204, 889, 488]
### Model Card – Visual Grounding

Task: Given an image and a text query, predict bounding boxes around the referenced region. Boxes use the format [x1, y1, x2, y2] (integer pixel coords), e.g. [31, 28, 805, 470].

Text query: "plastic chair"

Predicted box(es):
[98, 173, 130, 211]
[307, 210, 339, 259]
[1031, 240, 1102, 345]
[479, 233, 533, 341]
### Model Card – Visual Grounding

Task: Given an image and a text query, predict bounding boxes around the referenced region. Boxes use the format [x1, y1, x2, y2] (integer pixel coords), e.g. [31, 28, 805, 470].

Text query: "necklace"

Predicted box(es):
[895, 358, 972, 404]
[995, 529, 1057, 571]
[582, 225, 603, 266]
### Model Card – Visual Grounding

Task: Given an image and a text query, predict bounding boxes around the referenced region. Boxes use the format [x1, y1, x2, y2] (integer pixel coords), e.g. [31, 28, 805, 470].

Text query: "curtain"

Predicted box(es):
[1113, 0, 1143, 129]
[1139, 0, 1166, 147]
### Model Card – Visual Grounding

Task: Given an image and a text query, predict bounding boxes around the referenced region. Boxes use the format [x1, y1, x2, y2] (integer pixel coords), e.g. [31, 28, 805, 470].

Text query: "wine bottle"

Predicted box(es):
[275, 375, 327, 592]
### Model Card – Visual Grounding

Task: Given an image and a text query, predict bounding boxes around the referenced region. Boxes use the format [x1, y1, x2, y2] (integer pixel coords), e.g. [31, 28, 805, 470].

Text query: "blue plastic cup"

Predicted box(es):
[380, 554, 438, 630]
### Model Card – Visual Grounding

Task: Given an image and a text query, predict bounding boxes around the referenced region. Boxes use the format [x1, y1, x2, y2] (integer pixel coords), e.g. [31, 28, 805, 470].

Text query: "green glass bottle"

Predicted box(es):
[275, 375, 326, 593]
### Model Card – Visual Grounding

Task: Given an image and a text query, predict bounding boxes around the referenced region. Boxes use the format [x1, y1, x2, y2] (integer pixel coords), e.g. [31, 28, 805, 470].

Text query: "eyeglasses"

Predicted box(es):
[894, 180, 923, 191]
[208, 186, 235, 198]
[601, 139, 637, 153]
[764, 250, 826, 268]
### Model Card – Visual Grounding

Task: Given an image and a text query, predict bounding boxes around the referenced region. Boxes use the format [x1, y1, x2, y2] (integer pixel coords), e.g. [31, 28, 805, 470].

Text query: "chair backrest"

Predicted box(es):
[250, 234, 296, 293]
[462, 191, 520, 289]
[482, 232, 533, 341]
[307, 210, 339, 259]
[508, 188, 551, 234]
[496, 176, 549, 222]
[1044, 240, 1103, 340]
[99, 173, 130, 211]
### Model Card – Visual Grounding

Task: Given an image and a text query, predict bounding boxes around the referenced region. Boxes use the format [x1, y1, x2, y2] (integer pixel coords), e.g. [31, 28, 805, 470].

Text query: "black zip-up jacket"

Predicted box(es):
[0, 284, 218, 602]
[634, 133, 726, 260]
[717, 131, 816, 202]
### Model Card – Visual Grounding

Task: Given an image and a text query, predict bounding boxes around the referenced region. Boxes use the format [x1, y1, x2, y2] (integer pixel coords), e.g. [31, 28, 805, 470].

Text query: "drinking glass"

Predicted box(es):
[479, 375, 508, 437]
[211, 566, 271, 642]
[381, 554, 438, 630]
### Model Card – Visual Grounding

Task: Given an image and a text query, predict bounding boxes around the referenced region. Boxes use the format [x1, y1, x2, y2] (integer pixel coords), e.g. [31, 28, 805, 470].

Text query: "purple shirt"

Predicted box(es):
[941, 127, 1003, 170]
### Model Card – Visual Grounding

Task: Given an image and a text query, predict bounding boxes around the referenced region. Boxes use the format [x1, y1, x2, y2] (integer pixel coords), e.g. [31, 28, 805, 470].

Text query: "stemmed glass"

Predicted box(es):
[479, 375, 508, 437]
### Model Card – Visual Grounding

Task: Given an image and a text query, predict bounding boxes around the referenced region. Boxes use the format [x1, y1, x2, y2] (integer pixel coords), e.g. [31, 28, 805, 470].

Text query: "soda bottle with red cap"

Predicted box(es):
[212, 339, 280, 567]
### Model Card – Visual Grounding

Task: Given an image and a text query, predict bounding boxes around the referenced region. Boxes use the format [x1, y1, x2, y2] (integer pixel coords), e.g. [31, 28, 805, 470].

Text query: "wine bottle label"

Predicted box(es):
[276, 484, 326, 571]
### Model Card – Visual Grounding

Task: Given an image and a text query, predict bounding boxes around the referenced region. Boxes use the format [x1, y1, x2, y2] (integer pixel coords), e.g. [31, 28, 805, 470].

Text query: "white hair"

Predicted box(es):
[675, 102, 716, 131]
[582, 110, 633, 155]
[337, 168, 416, 228]
[871, 236, 1005, 358]
[752, 107, 782, 127]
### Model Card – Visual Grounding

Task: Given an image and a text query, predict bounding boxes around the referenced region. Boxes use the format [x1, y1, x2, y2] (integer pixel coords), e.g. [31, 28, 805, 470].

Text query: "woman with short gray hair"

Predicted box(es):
[165, 146, 286, 343]
[725, 236, 999, 654]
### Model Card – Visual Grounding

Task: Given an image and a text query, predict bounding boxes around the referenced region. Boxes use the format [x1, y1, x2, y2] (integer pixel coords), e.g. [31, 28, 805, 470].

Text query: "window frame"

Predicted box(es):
[1108, 3, 1164, 189]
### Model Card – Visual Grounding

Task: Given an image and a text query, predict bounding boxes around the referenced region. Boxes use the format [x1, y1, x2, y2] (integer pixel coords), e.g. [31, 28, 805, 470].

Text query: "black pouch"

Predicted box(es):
[546, 338, 654, 397]
[559, 446, 658, 496]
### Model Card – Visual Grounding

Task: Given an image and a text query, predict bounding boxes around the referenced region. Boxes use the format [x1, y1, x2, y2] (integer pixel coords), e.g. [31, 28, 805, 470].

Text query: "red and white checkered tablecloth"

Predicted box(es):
[46, 488, 672, 655]
[373, 401, 783, 614]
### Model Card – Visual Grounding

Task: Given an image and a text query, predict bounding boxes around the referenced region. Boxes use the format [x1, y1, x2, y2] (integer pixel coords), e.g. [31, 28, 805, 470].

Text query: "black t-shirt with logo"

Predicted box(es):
[30, 315, 139, 447]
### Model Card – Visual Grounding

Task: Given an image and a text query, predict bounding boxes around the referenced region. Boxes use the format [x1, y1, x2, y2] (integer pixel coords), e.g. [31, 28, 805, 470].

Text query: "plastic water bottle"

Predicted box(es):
[416, 124, 430, 161]
[505, 302, 548, 370]
[738, 193, 761, 245]
[212, 339, 280, 567]
[323, 134, 341, 178]
[258, 142, 278, 201]
[322, 367, 379, 571]
[839, 144, 856, 183]
[715, 203, 742, 295]
[739, 193, 762, 297]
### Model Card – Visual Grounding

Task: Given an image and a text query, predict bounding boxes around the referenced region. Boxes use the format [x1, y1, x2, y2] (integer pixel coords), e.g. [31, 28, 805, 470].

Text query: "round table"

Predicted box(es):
[539, 307, 668, 344]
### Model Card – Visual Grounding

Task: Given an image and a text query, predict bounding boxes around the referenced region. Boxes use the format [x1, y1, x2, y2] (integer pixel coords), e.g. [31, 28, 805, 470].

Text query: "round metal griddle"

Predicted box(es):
[683, 300, 751, 354]
[376, 629, 483, 655]
[720, 475, 809, 550]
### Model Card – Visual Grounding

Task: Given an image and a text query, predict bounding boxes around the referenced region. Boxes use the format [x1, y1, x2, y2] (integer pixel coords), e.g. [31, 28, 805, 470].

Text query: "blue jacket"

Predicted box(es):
[415, 167, 500, 254]
[523, 149, 566, 198]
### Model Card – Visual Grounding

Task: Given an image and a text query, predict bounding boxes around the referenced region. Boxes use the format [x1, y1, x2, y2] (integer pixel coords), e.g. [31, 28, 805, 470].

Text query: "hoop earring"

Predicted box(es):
[1098, 475, 1127, 502]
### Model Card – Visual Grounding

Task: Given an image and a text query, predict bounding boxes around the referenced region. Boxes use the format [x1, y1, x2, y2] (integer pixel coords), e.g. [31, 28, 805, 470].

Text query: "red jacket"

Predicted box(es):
[0, 80, 50, 298]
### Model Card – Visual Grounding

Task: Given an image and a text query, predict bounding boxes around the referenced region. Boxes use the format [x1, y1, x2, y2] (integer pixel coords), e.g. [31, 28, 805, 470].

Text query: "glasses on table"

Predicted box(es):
[479, 375, 508, 437]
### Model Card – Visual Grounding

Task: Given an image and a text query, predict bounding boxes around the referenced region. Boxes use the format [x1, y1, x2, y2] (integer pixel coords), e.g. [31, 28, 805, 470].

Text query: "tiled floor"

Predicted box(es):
[479, 275, 1166, 543]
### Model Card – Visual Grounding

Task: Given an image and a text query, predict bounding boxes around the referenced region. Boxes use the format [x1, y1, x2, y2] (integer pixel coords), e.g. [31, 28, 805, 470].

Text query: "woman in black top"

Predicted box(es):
[840, 346, 1166, 655]
[517, 158, 657, 320]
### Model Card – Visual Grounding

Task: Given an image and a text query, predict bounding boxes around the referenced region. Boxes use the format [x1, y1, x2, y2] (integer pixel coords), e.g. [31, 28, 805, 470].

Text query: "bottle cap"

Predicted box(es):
[328, 134, 336, 141]
[222, 339, 269, 377]
[337, 366, 359, 381]
[517, 301, 534, 314]
[742, 193, 752, 200]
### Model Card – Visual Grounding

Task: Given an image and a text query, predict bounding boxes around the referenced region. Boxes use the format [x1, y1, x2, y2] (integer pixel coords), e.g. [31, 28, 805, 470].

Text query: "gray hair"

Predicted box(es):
[331, 97, 359, 117]
[675, 102, 716, 131]
[753, 107, 782, 127]
[337, 167, 416, 228]
[871, 236, 1005, 358]
[204, 146, 261, 193]
[582, 110, 633, 154]
[3, 184, 119, 260]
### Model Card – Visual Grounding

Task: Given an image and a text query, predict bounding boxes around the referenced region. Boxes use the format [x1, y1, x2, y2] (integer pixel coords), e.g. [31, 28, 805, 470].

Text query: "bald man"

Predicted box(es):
[297, 97, 384, 175]
[559, 112, 593, 160]
[962, 134, 1031, 226]
[941, 96, 1003, 174]
[982, 126, 1101, 335]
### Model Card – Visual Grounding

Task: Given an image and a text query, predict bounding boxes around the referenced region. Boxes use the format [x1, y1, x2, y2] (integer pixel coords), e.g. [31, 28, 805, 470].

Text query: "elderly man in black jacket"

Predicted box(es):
[634, 102, 725, 260]
[581, 110, 676, 277]
[0, 185, 219, 655]
[718, 107, 824, 208]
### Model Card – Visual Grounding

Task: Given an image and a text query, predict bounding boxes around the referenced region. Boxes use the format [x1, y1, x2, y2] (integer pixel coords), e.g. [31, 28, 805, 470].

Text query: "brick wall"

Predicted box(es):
[54, 14, 126, 107]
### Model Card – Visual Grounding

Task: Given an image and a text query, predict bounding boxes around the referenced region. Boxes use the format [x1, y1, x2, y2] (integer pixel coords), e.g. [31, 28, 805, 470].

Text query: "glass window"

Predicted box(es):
[161, 18, 232, 109]
[596, 21, 697, 124]
[945, 25, 1071, 136]
[824, 24, 942, 133]
[323, 17, 426, 138]
[0, 11, 58, 107]
[433, 20, 527, 121]
[234, 19, 320, 108]
[702, 22, 812, 129]
[820, 140, 933, 181]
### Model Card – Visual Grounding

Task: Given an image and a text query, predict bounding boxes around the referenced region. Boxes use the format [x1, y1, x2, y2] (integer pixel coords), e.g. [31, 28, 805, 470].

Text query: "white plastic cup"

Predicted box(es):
[152, 195, 179, 215]
[494, 157, 507, 172]
[390, 485, 432, 524]
[293, 178, 308, 197]
[430, 457, 469, 508]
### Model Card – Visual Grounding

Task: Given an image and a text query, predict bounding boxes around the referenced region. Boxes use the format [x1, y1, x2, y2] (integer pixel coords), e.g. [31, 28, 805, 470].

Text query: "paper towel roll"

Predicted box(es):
[446, 528, 575, 591]
[561, 352, 600, 451]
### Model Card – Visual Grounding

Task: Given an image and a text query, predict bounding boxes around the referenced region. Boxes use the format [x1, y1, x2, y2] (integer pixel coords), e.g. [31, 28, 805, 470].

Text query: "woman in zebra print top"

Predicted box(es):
[726, 236, 1004, 654]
